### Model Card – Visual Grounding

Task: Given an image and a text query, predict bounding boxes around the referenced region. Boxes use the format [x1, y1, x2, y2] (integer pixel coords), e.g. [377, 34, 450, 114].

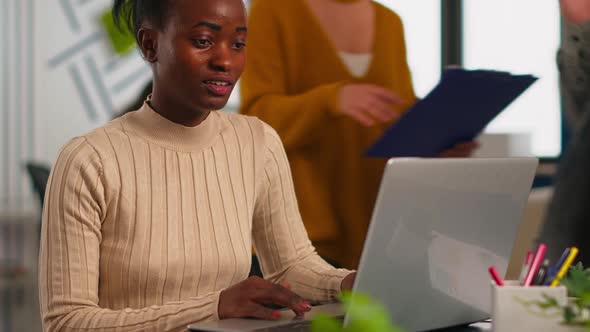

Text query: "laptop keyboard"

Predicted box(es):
[253, 320, 312, 332]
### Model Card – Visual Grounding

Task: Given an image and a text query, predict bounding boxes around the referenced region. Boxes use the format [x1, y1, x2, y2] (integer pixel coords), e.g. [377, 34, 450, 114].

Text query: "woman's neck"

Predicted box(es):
[149, 90, 210, 127]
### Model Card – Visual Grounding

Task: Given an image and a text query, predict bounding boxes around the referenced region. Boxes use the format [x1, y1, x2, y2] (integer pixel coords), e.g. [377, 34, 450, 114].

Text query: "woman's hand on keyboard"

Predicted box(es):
[218, 276, 312, 320]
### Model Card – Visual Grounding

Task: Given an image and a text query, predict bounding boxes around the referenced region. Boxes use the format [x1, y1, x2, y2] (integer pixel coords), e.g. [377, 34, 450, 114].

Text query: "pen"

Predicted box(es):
[551, 247, 579, 287]
[519, 251, 533, 285]
[524, 243, 547, 287]
[533, 259, 550, 286]
[488, 266, 504, 286]
[544, 247, 570, 285]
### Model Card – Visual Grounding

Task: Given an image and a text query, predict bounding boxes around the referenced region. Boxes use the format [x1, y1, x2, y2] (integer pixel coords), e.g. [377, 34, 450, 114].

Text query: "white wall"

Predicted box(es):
[0, 0, 151, 213]
[463, 0, 561, 157]
[374, 0, 441, 98]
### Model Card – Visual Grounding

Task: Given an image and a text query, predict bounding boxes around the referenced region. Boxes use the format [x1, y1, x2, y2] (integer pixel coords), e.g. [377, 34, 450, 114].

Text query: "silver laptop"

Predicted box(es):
[189, 158, 537, 332]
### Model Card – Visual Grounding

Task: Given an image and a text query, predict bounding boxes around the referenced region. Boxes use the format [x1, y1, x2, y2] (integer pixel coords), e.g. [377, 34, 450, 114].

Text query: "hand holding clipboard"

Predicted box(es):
[366, 68, 538, 158]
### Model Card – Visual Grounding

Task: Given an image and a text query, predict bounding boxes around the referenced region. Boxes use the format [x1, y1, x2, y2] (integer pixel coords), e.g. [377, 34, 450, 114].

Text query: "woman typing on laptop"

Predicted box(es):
[38, 0, 355, 330]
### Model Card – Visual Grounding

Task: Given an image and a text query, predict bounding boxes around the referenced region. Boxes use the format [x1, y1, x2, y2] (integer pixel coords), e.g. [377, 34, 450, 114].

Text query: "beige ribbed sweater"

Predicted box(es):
[39, 103, 351, 332]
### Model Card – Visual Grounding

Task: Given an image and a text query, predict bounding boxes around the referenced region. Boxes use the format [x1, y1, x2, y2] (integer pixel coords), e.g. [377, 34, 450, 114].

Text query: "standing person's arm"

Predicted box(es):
[251, 121, 354, 302]
[240, 0, 344, 151]
[558, 0, 590, 124]
[537, 0, 590, 264]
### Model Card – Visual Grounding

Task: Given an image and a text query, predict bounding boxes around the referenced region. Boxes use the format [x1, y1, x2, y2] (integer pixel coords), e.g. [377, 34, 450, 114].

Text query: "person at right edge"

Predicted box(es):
[539, 0, 590, 264]
[240, 0, 478, 269]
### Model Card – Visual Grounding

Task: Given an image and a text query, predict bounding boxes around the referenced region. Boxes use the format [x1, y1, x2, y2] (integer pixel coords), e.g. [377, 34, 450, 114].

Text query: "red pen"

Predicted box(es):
[519, 251, 533, 284]
[489, 266, 504, 286]
[523, 244, 547, 286]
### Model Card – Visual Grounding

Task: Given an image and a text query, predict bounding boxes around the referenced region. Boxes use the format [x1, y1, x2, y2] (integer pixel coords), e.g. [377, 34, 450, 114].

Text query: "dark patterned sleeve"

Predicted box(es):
[558, 21, 590, 125]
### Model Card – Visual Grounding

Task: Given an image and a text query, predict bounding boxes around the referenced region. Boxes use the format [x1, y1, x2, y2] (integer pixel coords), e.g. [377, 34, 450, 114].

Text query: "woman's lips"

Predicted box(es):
[204, 80, 233, 96]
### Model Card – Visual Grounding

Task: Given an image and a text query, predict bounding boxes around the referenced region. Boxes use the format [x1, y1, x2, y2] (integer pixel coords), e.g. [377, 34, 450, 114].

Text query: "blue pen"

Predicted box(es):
[545, 247, 570, 285]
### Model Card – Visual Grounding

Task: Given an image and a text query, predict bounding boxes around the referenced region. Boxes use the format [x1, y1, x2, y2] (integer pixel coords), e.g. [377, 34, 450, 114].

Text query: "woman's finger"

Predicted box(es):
[251, 284, 309, 316]
[367, 85, 406, 105]
[245, 302, 282, 320]
[350, 108, 376, 127]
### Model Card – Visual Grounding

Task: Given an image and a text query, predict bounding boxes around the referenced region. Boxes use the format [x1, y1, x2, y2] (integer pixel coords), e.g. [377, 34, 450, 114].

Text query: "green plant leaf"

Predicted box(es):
[564, 306, 576, 323]
[529, 262, 590, 326]
[541, 294, 559, 307]
[339, 292, 405, 332]
[311, 292, 407, 332]
[562, 263, 590, 298]
[517, 294, 560, 310]
[580, 293, 590, 307]
[100, 9, 136, 55]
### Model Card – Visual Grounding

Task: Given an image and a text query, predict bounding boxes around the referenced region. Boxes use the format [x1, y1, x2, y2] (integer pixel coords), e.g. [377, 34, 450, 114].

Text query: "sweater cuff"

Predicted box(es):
[211, 290, 223, 320]
[325, 81, 349, 116]
[190, 290, 223, 321]
[323, 269, 355, 300]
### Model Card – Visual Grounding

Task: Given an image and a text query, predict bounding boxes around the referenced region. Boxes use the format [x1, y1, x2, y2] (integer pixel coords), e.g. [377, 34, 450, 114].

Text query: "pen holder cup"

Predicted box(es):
[492, 281, 570, 332]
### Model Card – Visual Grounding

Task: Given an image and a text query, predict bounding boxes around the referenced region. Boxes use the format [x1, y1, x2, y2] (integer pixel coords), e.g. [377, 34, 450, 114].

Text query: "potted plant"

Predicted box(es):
[523, 263, 590, 331]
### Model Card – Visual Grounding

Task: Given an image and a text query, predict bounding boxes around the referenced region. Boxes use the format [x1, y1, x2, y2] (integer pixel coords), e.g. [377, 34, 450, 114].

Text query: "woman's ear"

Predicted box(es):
[137, 27, 158, 63]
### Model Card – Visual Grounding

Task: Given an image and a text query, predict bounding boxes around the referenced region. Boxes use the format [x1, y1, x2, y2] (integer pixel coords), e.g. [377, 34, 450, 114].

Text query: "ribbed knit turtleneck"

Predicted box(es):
[124, 103, 227, 152]
[39, 104, 351, 332]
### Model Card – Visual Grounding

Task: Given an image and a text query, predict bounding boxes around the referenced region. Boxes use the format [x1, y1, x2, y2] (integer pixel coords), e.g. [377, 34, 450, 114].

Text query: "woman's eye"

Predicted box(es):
[233, 41, 246, 50]
[192, 39, 212, 48]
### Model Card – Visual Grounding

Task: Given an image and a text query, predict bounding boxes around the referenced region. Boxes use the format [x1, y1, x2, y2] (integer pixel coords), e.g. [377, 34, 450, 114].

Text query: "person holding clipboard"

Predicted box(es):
[240, 0, 478, 269]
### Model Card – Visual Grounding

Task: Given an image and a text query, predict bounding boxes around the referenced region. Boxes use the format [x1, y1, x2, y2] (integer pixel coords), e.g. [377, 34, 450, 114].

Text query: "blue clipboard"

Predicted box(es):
[366, 69, 538, 158]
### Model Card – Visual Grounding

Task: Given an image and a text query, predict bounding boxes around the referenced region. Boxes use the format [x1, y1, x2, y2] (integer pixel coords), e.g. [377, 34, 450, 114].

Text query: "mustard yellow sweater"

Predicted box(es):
[240, 0, 416, 268]
[39, 103, 351, 332]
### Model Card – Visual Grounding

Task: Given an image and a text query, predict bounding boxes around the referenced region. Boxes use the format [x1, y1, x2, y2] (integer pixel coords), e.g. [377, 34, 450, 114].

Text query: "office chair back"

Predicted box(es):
[25, 162, 51, 210]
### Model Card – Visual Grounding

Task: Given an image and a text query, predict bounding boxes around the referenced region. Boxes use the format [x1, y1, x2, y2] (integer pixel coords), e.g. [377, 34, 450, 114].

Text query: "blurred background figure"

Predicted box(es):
[240, 0, 476, 269]
[538, 0, 590, 264]
[241, 0, 415, 269]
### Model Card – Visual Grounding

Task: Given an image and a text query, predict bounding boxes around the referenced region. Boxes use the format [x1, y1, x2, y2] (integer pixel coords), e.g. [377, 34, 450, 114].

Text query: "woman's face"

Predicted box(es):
[152, 0, 247, 111]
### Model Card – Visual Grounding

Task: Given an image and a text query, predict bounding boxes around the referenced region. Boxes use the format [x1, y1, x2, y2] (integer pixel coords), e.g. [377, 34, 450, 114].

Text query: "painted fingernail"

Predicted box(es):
[298, 302, 311, 311]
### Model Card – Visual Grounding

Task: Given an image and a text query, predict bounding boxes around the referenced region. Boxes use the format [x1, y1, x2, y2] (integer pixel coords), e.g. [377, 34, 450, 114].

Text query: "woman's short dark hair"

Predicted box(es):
[112, 0, 170, 40]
